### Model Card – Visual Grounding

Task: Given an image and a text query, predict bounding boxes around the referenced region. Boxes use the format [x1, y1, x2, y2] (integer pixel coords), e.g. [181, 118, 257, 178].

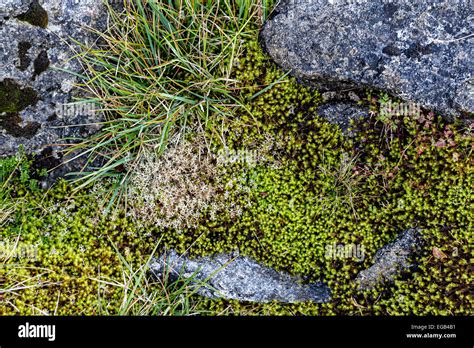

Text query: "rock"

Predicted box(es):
[356, 228, 423, 290]
[316, 102, 368, 133]
[150, 250, 331, 303]
[261, 0, 474, 119]
[0, 0, 108, 177]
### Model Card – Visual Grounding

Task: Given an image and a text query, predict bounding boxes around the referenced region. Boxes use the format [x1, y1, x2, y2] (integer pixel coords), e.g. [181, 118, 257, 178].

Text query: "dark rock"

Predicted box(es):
[151, 250, 331, 303]
[261, 0, 474, 119]
[356, 228, 423, 290]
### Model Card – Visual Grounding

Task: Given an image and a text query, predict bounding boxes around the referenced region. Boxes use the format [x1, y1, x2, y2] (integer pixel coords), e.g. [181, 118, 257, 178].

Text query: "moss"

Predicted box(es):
[0, 79, 40, 138]
[16, 0, 48, 29]
[1, 30, 472, 316]
[151, 42, 473, 315]
[18, 41, 32, 72]
[0, 113, 41, 138]
[0, 160, 156, 315]
[0, 78, 39, 113]
[32, 50, 50, 80]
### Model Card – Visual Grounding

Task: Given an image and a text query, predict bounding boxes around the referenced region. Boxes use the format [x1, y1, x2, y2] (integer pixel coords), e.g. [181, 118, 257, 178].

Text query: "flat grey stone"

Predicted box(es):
[356, 228, 423, 290]
[261, 0, 474, 119]
[151, 250, 331, 303]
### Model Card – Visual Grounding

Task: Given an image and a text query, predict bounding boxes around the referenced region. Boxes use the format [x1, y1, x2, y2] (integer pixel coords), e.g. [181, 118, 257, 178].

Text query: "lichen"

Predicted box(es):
[18, 41, 32, 72]
[15, 0, 49, 29]
[0, 78, 39, 113]
[0, 79, 40, 138]
[32, 50, 50, 80]
[0, 112, 40, 138]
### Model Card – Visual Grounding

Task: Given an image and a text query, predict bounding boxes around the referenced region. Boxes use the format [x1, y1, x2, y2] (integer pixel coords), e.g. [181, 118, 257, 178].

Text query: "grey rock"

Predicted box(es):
[0, 0, 31, 19]
[356, 228, 423, 290]
[0, 0, 108, 177]
[261, 0, 474, 119]
[151, 250, 331, 303]
[316, 102, 369, 132]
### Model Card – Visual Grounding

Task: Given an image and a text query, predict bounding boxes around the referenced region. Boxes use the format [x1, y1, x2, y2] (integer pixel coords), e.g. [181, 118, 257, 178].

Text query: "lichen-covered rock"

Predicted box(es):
[151, 250, 331, 303]
[316, 102, 368, 132]
[0, 0, 108, 168]
[356, 228, 423, 290]
[261, 0, 474, 119]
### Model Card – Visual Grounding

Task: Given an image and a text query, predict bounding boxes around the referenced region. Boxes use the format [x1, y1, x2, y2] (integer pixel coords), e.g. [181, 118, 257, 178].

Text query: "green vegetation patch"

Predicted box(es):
[154, 42, 473, 315]
[1, 0, 472, 316]
[0, 156, 206, 315]
[0, 79, 39, 114]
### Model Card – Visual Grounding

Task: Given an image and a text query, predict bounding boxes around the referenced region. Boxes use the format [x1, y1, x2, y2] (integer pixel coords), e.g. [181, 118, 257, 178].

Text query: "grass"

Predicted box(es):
[317, 151, 362, 218]
[62, 0, 276, 208]
[94, 240, 208, 316]
[0, 154, 211, 316]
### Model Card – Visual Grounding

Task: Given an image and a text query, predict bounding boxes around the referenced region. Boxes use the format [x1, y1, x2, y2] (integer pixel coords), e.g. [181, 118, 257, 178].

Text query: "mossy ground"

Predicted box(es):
[1, 7, 472, 315]
[0, 162, 204, 315]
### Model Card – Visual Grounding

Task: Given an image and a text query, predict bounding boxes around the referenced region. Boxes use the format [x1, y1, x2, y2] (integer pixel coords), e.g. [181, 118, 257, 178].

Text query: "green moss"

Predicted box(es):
[0, 78, 39, 113]
[0, 79, 40, 138]
[0, 172, 155, 315]
[1, 32, 472, 316]
[16, 0, 48, 29]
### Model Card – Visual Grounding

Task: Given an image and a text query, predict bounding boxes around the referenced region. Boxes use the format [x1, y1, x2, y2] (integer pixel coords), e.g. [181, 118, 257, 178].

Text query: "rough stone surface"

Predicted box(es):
[151, 250, 331, 303]
[316, 102, 369, 132]
[356, 228, 423, 290]
[261, 0, 474, 119]
[0, 0, 108, 176]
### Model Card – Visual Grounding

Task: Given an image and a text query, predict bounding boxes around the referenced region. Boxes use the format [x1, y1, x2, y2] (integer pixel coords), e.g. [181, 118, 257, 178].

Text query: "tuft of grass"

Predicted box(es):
[63, 0, 276, 207]
[318, 152, 362, 218]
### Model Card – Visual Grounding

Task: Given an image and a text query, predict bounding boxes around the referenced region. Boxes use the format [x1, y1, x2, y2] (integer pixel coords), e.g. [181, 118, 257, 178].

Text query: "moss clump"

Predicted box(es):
[32, 50, 50, 80]
[0, 172, 153, 314]
[18, 41, 32, 72]
[0, 79, 40, 138]
[151, 41, 473, 315]
[16, 0, 48, 29]
[0, 78, 39, 113]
